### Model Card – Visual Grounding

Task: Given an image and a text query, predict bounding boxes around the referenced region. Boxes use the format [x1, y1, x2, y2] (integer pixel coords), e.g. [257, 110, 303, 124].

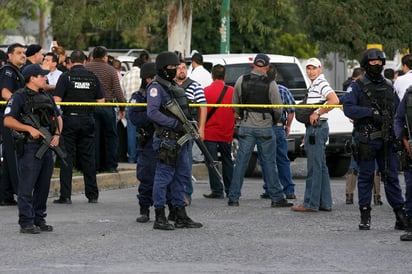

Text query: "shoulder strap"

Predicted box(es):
[206, 85, 229, 122]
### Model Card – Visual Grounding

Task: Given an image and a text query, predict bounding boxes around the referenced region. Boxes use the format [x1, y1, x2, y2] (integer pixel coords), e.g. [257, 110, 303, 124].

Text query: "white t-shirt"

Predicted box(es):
[189, 65, 212, 88]
[394, 70, 412, 100]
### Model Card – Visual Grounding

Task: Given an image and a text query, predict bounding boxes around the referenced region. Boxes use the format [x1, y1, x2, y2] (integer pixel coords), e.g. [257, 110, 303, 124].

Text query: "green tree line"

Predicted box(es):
[2, 0, 412, 60]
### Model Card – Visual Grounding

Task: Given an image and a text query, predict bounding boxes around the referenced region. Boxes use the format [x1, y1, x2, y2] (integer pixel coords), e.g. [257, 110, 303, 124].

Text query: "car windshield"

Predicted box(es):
[205, 62, 308, 100]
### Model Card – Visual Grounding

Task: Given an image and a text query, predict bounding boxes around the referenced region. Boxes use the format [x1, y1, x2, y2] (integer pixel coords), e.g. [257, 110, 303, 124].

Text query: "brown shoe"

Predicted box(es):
[291, 205, 316, 212]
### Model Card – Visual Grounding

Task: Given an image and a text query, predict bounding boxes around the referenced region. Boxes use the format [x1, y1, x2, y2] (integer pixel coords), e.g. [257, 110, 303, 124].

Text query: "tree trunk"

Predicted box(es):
[168, 0, 192, 58]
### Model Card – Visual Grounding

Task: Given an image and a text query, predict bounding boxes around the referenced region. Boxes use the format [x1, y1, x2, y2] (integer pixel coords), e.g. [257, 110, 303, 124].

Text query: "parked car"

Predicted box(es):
[198, 54, 352, 177]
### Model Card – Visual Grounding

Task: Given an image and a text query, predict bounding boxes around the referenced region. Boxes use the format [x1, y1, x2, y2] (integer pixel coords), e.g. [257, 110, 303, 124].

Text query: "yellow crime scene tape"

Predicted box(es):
[0, 101, 343, 108]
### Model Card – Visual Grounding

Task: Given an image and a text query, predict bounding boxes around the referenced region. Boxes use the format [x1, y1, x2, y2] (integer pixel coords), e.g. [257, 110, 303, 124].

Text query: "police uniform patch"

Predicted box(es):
[5, 69, 13, 78]
[346, 86, 352, 93]
[149, 88, 158, 97]
[4, 106, 11, 114]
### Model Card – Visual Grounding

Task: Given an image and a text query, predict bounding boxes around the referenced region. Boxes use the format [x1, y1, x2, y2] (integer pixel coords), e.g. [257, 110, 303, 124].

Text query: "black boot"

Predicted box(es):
[394, 207, 407, 230]
[175, 207, 203, 229]
[359, 206, 371, 230]
[400, 216, 412, 241]
[136, 206, 150, 223]
[167, 204, 176, 222]
[153, 207, 174, 230]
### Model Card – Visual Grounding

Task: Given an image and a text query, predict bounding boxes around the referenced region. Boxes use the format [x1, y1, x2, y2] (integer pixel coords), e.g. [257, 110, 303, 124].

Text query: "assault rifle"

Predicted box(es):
[22, 113, 67, 167]
[163, 98, 223, 183]
[35, 127, 68, 167]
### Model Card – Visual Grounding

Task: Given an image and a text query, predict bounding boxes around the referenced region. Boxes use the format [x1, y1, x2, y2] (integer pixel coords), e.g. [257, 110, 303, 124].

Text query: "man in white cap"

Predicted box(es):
[292, 57, 338, 212]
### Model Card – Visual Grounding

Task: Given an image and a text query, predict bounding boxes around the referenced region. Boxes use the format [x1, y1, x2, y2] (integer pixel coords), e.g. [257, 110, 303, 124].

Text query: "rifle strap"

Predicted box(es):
[206, 85, 228, 122]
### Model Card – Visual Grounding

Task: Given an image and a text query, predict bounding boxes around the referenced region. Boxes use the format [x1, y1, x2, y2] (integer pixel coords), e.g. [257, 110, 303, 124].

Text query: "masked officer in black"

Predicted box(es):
[4, 64, 63, 234]
[0, 43, 26, 206]
[342, 48, 406, 230]
[128, 62, 157, 222]
[53, 50, 104, 204]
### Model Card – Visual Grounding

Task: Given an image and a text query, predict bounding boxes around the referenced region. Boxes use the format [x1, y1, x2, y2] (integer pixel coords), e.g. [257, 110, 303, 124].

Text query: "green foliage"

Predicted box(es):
[295, 0, 412, 59]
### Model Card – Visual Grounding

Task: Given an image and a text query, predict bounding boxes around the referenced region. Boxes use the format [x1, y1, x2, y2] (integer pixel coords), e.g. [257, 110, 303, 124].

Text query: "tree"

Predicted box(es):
[295, 0, 412, 59]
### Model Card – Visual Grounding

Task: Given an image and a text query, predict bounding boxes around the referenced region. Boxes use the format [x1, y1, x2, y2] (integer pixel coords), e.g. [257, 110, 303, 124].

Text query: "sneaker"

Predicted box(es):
[271, 198, 293, 207]
[36, 223, 53, 232]
[286, 194, 296, 199]
[228, 200, 239, 206]
[260, 193, 270, 199]
[20, 225, 41, 234]
[203, 193, 224, 199]
[88, 198, 98, 203]
[53, 197, 72, 204]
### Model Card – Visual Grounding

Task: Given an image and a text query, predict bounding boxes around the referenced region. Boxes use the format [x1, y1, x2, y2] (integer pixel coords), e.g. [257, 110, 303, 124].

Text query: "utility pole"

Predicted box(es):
[220, 0, 230, 54]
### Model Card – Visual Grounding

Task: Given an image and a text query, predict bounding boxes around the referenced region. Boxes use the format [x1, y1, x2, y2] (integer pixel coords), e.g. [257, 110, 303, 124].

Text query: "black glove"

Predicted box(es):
[372, 108, 382, 126]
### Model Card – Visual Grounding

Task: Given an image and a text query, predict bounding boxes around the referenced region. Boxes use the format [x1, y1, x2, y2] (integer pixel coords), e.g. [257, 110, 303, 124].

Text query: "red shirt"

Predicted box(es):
[204, 80, 234, 142]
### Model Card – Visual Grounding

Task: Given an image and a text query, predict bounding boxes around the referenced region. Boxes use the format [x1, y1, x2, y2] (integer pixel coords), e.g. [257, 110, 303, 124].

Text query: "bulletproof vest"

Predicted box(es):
[18, 88, 57, 134]
[61, 70, 98, 114]
[154, 76, 192, 119]
[405, 86, 412, 133]
[179, 78, 199, 121]
[240, 74, 273, 120]
[0, 63, 25, 109]
[354, 76, 394, 129]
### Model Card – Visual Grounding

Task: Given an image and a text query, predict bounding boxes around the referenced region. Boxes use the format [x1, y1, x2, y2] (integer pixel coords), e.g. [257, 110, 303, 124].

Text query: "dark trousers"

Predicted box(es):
[17, 143, 53, 226]
[136, 139, 157, 206]
[94, 106, 119, 171]
[0, 116, 19, 201]
[204, 140, 233, 196]
[59, 115, 98, 200]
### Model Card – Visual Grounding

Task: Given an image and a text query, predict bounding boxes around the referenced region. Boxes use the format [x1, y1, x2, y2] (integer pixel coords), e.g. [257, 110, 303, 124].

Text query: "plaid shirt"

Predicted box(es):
[278, 84, 295, 124]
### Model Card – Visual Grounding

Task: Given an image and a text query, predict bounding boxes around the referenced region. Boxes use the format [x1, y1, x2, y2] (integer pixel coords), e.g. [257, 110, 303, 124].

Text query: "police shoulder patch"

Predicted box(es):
[149, 88, 158, 97]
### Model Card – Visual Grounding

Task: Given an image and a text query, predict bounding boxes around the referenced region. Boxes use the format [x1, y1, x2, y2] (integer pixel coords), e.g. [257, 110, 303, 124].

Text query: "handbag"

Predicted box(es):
[295, 94, 315, 125]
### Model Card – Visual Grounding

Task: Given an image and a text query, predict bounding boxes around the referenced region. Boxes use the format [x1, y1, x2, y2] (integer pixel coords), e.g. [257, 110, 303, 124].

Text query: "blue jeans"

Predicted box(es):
[126, 111, 137, 163]
[261, 125, 295, 195]
[204, 141, 233, 196]
[228, 126, 284, 202]
[303, 121, 332, 211]
[185, 139, 194, 200]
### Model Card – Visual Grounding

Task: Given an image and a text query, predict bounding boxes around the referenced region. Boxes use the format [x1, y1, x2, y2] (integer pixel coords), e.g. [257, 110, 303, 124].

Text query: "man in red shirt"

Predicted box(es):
[203, 64, 234, 198]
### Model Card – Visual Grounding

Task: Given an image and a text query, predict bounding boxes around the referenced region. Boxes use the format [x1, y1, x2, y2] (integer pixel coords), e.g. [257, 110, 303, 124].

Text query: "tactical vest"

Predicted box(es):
[154, 76, 192, 120]
[179, 78, 199, 121]
[61, 70, 98, 114]
[405, 86, 412, 133]
[354, 76, 394, 130]
[240, 74, 273, 120]
[18, 88, 57, 134]
[0, 63, 25, 109]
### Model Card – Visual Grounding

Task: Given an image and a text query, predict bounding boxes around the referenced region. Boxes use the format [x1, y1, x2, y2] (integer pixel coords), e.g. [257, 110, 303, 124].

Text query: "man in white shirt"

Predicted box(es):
[43, 52, 62, 92]
[394, 54, 412, 100]
[189, 53, 212, 88]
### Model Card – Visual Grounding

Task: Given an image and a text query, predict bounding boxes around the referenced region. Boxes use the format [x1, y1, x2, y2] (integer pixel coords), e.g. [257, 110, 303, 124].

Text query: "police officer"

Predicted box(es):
[0, 43, 26, 206]
[146, 51, 202, 230]
[4, 64, 63, 234]
[342, 48, 406, 230]
[128, 62, 157, 222]
[53, 50, 104, 204]
[393, 55, 412, 241]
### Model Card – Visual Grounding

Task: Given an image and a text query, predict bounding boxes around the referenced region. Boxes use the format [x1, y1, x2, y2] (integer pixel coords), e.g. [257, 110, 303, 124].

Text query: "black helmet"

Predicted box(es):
[155, 51, 179, 70]
[140, 62, 156, 79]
[360, 48, 386, 68]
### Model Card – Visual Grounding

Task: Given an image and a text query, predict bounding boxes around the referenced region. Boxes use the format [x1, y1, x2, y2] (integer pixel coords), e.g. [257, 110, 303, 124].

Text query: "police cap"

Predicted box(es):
[140, 62, 156, 79]
[155, 51, 179, 70]
[360, 48, 386, 68]
[22, 64, 49, 81]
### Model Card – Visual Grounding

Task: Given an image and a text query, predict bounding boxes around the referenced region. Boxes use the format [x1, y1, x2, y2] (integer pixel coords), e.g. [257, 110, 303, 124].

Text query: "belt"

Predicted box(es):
[276, 122, 284, 126]
[158, 130, 183, 140]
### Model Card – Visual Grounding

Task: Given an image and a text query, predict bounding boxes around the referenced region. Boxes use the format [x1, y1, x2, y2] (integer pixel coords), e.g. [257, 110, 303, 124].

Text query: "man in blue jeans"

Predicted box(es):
[228, 54, 292, 208]
[260, 64, 296, 200]
[292, 58, 339, 212]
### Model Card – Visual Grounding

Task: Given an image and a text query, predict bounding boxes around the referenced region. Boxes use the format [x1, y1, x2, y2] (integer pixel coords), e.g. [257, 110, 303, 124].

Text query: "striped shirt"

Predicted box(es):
[182, 78, 207, 104]
[278, 84, 295, 124]
[306, 73, 333, 119]
[85, 59, 126, 103]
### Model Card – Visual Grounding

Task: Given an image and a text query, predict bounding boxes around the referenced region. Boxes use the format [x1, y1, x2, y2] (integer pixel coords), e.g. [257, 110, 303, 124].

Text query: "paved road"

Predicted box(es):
[0, 160, 410, 273]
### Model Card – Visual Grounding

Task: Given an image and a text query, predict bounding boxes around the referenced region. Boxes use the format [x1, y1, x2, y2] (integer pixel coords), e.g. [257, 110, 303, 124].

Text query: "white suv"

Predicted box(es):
[199, 53, 352, 177]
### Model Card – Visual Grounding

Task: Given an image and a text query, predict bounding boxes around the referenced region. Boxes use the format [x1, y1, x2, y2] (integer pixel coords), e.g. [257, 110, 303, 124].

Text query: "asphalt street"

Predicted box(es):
[0, 159, 410, 274]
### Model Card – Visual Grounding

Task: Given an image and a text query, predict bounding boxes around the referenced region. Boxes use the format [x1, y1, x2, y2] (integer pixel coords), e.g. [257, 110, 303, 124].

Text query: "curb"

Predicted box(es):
[49, 163, 209, 198]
